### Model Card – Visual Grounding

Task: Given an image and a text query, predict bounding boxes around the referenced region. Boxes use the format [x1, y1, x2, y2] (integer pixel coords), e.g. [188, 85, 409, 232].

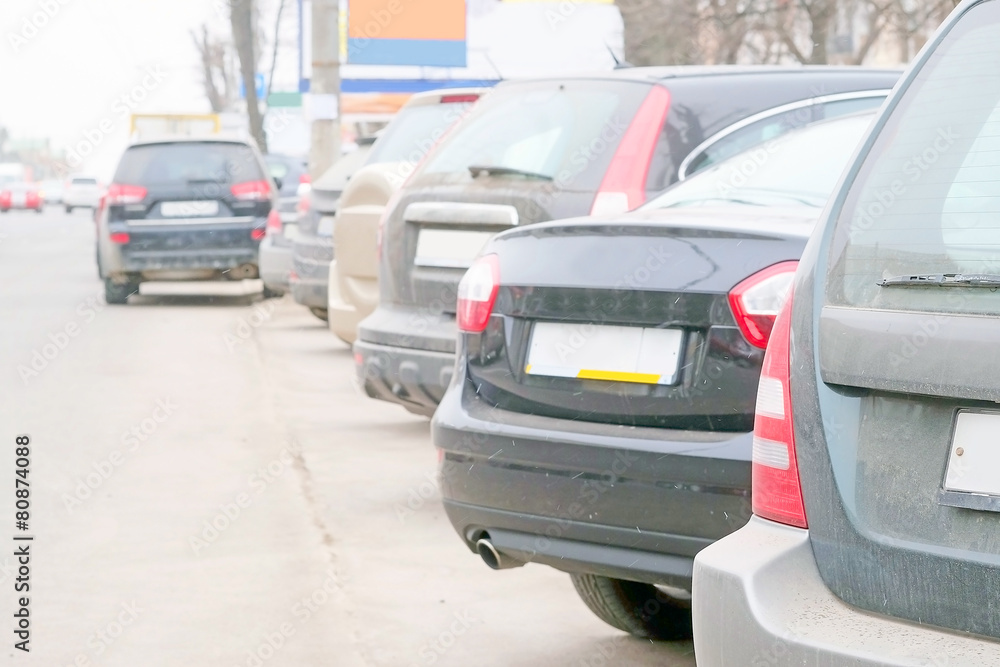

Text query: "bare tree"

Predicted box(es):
[617, 0, 704, 65]
[191, 25, 238, 113]
[230, 0, 269, 153]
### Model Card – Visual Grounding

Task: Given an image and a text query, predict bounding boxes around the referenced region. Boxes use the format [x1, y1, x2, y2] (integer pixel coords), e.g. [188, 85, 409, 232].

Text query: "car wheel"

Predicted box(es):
[569, 573, 692, 640]
[309, 307, 329, 322]
[262, 285, 283, 299]
[104, 277, 139, 305]
[65, 206, 73, 213]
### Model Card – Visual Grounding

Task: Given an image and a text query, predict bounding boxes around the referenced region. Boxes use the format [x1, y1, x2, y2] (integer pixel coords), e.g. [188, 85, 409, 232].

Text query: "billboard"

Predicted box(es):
[347, 0, 467, 67]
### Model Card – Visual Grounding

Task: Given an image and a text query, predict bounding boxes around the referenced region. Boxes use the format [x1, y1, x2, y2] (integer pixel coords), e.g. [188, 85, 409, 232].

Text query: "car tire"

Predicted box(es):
[65, 206, 72, 214]
[309, 307, 329, 322]
[569, 573, 692, 640]
[262, 285, 283, 299]
[104, 277, 139, 305]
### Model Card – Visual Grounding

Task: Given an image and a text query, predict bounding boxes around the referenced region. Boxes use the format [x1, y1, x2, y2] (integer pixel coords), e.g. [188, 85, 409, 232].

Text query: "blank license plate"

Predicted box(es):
[161, 201, 219, 217]
[12, 194, 25, 207]
[526, 323, 683, 385]
[414, 229, 494, 268]
[944, 412, 1000, 497]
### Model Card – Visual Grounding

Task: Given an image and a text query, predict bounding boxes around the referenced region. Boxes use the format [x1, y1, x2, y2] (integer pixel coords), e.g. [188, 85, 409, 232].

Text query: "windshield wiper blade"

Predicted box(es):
[878, 273, 1000, 288]
[468, 165, 553, 181]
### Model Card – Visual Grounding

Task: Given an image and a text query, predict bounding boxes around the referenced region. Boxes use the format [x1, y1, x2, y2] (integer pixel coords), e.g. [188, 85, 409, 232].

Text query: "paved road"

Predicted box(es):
[0, 210, 697, 666]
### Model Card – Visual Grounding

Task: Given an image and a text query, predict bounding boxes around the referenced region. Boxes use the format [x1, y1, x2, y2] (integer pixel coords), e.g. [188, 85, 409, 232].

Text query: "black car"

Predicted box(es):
[356, 66, 900, 417]
[433, 112, 879, 639]
[95, 138, 276, 304]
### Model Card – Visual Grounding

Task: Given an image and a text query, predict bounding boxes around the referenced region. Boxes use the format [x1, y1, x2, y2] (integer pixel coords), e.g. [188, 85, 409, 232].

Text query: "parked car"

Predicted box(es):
[95, 138, 276, 304]
[0, 182, 43, 213]
[293, 88, 486, 323]
[64, 176, 101, 212]
[357, 66, 900, 416]
[432, 110, 879, 640]
[693, 1, 1000, 663]
[257, 153, 311, 296]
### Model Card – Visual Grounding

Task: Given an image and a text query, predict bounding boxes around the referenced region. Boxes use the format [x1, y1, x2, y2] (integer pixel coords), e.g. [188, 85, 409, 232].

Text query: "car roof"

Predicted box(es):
[493, 65, 903, 88]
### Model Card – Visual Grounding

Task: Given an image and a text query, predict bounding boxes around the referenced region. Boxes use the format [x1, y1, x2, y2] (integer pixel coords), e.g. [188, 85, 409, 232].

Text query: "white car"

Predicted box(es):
[63, 176, 101, 212]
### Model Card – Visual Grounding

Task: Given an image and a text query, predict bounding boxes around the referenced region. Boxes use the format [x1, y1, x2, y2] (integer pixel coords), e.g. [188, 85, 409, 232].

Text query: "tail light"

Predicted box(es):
[266, 209, 282, 234]
[728, 261, 798, 349]
[590, 85, 671, 216]
[440, 93, 480, 104]
[109, 232, 130, 244]
[751, 294, 807, 528]
[106, 183, 148, 205]
[457, 254, 500, 333]
[299, 174, 311, 185]
[252, 227, 267, 241]
[0, 191, 11, 206]
[230, 180, 273, 202]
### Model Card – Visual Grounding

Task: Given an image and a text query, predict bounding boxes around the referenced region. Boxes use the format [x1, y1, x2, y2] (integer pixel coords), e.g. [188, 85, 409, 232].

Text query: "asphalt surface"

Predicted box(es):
[0, 209, 697, 666]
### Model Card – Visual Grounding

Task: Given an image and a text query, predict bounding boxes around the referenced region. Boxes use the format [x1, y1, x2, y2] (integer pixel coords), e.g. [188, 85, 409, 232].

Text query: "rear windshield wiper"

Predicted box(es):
[878, 273, 1000, 288]
[468, 165, 553, 181]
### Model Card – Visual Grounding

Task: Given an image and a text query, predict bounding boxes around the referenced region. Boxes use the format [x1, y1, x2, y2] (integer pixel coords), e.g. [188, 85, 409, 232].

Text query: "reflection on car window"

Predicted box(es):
[114, 143, 263, 185]
[829, 2, 1000, 316]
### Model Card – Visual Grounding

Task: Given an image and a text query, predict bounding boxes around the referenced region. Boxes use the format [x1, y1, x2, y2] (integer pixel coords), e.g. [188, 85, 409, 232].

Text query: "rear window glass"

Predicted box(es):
[114, 142, 263, 186]
[71, 178, 97, 185]
[827, 1, 1000, 316]
[414, 80, 651, 190]
[365, 100, 474, 166]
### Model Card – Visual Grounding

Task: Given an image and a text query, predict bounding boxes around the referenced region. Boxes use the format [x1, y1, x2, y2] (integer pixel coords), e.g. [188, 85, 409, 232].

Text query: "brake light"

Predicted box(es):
[110, 232, 130, 244]
[266, 209, 282, 234]
[231, 180, 273, 202]
[590, 85, 671, 216]
[728, 261, 798, 349]
[299, 174, 311, 185]
[751, 294, 807, 528]
[457, 254, 500, 333]
[106, 183, 148, 205]
[440, 93, 480, 104]
[252, 227, 267, 241]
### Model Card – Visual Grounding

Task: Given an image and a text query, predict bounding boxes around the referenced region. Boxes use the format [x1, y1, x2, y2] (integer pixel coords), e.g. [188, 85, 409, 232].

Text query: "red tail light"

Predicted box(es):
[106, 183, 148, 205]
[252, 227, 267, 241]
[110, 232, 131, 244]
[440, 93, 480, 104]
[230, 180, 273, 202]
[728, 261, 798, 349]
[266, 209, 282, 234]
[457, 254, 500, 333]
[751, 294, 807, 528]
[299, 174, 311, 185]
[590, 85, 671, 216]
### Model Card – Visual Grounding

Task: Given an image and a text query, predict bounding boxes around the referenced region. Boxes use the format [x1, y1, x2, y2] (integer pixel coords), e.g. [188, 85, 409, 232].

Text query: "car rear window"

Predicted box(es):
[414, 80, 653, 190]
[828, 0, 1000, 316]
[365, 100, 474, 166]
[71, 178, 97, 185]
[114, 142, 264, 186]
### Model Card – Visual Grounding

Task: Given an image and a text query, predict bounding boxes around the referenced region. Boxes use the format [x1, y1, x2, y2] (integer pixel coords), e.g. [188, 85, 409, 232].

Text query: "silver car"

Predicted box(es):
[693, 1, 1000, 663]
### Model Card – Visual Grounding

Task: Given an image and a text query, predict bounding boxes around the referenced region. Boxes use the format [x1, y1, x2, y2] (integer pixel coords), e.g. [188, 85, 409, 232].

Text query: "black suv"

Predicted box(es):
[95, 138, 276, 304]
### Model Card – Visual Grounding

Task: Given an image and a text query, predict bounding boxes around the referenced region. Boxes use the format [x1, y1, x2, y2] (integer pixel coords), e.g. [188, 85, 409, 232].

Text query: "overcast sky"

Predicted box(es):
[0, 0, 295, 178]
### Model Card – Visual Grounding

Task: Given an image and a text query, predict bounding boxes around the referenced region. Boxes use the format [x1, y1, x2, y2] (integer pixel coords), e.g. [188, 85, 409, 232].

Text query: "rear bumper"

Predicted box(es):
[354, 339, 454, 416]
[433, 383, 753, 589]
[259, 236, 291, 293]
[693, 516, 1000, 666]
[327, 259, 365, 343]
[120, 247, 258, 272]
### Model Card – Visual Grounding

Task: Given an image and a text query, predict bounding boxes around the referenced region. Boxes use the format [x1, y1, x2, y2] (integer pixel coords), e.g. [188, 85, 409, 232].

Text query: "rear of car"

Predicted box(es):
[95, 138, 276, 304]
[694, 2, 1000, 664]
[356, 67, 899, 417]
[258, 153, 309, 296]
[293, 89, 484, 323]
[64, 176, 100, 212]
[327, 89, 484, 343]
[0, 182, 43, 212]
[435, 112, 878, 640]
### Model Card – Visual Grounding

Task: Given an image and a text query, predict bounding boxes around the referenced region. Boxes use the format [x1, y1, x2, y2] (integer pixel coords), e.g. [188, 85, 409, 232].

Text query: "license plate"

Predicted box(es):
[943, 412, 1000, 499]
[317, 215, 335, 237]
[161, 201, 219, 217]
[526, 322, 683, 385]
[12, 194, 25, 207]
[414, 229, 494, 268]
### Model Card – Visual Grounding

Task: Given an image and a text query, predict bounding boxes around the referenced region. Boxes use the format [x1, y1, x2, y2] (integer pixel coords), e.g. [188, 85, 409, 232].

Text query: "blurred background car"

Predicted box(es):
[326, 89, 484, 341]
[63, 175, 101, 212]
[95, 138, 276, 304]
[257, 153, 310, 297]
[293, 88, 485, 323]
[357, 66, 899, 417]
[0, 182, 44, 213]
[434, 111, 878, 641]
[38, 179, 65, 205]
[693, 1, 1000, 663]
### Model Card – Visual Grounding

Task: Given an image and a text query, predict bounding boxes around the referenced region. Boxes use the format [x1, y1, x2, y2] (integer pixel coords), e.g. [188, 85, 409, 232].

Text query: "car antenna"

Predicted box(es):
[606, 44, 632, 69]
[483, 52, 504, 81]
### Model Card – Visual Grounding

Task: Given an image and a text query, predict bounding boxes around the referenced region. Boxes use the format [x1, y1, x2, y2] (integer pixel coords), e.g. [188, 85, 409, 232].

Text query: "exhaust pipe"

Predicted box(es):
[475, 538, 525, 570]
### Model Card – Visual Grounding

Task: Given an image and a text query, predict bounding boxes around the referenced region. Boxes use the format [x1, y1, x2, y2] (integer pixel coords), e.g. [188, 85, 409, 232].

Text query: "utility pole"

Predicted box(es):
[309, 0, 341, 179]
